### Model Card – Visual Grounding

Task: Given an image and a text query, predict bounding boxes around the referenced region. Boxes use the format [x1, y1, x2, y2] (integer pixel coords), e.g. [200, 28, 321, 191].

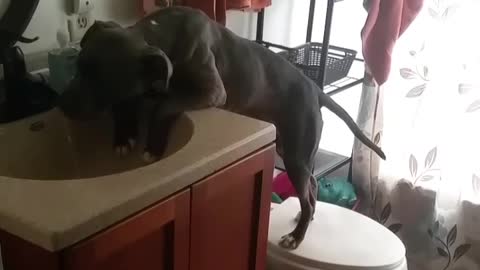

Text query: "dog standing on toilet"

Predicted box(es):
[58, 6, 386, 249]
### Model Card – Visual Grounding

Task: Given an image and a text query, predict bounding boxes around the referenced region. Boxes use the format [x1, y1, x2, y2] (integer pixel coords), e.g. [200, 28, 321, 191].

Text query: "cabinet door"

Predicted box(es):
[190, 145, 274, 270]
[63, 190, 190, 270]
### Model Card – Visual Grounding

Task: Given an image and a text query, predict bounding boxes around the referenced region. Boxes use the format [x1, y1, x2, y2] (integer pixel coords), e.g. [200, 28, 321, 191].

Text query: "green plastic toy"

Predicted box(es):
[270, 175, 357, 209]
[316, 176, 357, 209]
[271, 192, 283, 204]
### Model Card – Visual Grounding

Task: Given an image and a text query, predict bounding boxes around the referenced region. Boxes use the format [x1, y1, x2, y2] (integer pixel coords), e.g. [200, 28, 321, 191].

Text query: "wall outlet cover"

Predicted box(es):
[67, 11, 94, 43]
[73, 0, 95, 14]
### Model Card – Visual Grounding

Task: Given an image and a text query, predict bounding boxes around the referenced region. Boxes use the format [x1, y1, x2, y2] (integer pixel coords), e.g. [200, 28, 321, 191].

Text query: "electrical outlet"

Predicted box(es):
[67, 11, 94, 43]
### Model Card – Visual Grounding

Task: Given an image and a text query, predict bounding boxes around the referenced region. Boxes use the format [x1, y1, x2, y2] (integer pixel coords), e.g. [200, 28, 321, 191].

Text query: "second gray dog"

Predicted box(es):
[58, 6, 386, 250]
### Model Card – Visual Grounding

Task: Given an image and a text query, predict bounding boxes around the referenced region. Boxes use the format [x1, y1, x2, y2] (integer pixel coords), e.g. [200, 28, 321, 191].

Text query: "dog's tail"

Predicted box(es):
[318, 92, 386, 160]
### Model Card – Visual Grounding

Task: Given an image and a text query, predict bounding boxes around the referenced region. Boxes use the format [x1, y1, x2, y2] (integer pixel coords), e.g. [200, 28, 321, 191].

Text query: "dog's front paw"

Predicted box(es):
[114, 138, 136, 156]
[142, 151, 158, 163]
[209, 90, 227, 107]
[279, 234, 299, 250]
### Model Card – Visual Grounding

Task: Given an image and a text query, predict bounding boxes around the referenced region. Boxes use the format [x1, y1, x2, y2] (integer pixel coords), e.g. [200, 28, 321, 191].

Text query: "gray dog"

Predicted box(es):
[58, 6, 386, 249]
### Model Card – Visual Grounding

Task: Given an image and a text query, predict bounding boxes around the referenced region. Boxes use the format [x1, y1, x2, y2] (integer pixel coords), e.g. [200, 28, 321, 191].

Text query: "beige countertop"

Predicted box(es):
[0, 108, 276, 252]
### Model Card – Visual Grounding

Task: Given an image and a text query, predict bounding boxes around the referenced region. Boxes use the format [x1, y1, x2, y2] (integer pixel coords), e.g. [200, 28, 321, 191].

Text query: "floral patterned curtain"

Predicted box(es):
[352, 0, 480, 269]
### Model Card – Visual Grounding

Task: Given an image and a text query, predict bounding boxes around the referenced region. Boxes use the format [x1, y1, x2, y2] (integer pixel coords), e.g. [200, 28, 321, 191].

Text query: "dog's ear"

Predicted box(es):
[80, 20, 122, 48]
[141, 46, 173, 94]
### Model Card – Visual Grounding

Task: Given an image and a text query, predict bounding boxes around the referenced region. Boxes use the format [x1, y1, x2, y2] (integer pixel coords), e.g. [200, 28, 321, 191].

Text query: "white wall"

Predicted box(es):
[226, 11, 256, 39]
[17, 0, 139, 55]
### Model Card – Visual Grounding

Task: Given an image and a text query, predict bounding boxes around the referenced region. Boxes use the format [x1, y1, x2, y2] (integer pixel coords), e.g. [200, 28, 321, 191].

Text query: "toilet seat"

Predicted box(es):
[267, 198, 407, 270]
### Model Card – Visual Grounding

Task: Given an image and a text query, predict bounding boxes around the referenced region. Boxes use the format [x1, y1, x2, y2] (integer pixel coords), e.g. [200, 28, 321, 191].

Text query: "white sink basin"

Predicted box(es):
[0, 107, 193, 180]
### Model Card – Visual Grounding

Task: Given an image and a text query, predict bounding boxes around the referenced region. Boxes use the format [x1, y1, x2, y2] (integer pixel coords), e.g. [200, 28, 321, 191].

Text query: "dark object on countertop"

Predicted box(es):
[0, 0, 57, 123]
[0, 46, 58, 124]
[0, 0, 40, 54]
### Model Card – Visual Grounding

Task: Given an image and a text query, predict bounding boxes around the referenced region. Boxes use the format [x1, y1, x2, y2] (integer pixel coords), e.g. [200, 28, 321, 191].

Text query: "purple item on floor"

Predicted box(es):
[272, 172, 297, 200]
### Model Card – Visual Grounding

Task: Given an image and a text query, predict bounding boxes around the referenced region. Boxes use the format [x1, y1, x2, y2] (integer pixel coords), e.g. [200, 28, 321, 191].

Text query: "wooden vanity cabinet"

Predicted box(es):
[0, 145, 275, 270]
[190, 145, 273, 270]
[63, 189, 191, 270]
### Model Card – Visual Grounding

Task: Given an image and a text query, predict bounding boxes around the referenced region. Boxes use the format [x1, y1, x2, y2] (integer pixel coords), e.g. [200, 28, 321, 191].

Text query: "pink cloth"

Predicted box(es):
[272, 172, 297, 199]
[361, 0, 424, 85]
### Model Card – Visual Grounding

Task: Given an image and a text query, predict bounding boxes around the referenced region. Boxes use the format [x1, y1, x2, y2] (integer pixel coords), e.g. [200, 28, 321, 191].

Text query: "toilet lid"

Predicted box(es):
[268, 198, 406, 270]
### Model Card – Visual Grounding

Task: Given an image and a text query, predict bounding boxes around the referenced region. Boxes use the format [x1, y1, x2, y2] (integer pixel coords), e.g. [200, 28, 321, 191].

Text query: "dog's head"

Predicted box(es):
[58, 20, 173, 120]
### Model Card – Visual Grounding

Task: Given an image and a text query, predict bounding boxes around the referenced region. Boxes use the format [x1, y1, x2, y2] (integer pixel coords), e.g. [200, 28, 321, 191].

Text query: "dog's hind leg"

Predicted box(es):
[278, 108, 323, 249]
[309, 172, 318, 216]
[294, 173, 318, 223]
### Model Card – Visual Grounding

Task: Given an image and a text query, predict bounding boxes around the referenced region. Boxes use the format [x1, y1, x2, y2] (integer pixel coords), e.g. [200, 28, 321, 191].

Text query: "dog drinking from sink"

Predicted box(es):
[57, 6, 385, 249]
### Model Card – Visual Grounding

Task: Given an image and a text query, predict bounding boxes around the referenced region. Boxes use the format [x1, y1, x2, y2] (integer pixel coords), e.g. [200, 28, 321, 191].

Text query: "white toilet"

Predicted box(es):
[267, 198, 407, 270]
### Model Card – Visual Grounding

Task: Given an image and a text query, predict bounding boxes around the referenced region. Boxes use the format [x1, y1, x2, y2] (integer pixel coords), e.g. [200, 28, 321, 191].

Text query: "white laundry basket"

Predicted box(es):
[267, 198, 408, 270]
